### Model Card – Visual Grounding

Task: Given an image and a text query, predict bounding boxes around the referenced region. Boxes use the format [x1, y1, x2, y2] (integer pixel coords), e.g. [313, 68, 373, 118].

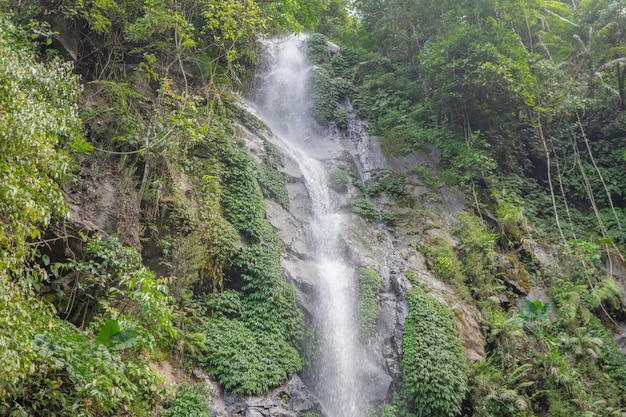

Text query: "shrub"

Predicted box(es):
[400, 288, 468, 417]
[356, 268, 383, 338]
[0, 16, 82, 271]
[256, 140, 290, 209]
[311, 67, 339, 123]
[329, 168, 349, 192]
[199, 222, 304, 394]
[348, 198, 396, 225]
[221, 143, 266, 242]
[163, 383, 211, 417]
[307, 33, 330, 66]
[200, 316, 301, 394]
[0, 277, 159, 416]
[419, 236, 465, 295]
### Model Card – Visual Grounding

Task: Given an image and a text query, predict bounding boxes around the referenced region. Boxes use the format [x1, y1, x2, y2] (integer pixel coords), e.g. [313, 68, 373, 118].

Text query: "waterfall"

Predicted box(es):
[252, 35, 370, 417]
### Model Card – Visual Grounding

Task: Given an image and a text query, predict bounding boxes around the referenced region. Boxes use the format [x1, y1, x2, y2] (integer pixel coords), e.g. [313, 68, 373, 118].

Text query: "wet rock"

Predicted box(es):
[342, 99, 387, 182]
[265, 200, 310, 259]
[219, 375, 321, 417]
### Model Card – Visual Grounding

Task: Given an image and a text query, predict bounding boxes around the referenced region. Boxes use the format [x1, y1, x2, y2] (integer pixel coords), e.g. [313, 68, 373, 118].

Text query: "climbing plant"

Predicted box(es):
[399, 287, 468, 417]
[356, 267, 383, 339]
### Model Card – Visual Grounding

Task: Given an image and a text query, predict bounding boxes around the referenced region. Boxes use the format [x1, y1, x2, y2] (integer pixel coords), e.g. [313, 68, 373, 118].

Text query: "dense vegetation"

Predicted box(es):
[2, 0, 626, 415]
[334, 0, 626, 415]
[0, 0, 326, 413]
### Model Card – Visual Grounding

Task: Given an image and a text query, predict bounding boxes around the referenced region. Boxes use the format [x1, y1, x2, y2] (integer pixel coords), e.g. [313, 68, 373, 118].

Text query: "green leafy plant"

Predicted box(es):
[198, 215, 304, 393]
[419, 236, 467, 297]
[399, 287, 468, 417]
[329, 168, 350, 192]
[256, 140, 290, 209]
[59, 235, 176, 342]
[0, 16, 81, 271]
[356, 268, 383, 338]
[0, 277, 160, 416]
[519, 299, 551, 323]
[348, 198, 395, 224]
[163, 383, 211, 417]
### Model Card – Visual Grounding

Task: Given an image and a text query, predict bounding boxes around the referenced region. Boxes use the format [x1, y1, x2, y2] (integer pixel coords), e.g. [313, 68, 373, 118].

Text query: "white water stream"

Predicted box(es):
[253, 36, 369, 417]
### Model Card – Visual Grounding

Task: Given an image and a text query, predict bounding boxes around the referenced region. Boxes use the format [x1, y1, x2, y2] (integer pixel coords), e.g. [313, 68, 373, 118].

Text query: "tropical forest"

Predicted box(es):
[1, 0, 626, 416]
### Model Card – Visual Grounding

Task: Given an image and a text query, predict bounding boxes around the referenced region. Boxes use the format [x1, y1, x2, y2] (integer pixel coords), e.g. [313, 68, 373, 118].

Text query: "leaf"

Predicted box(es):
[110, 329, 140, 350]
[96, 319, 120, 346]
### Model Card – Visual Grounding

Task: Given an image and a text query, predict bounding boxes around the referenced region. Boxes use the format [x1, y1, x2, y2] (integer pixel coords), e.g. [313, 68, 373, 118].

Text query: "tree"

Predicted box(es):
[0, 16, 81, 271]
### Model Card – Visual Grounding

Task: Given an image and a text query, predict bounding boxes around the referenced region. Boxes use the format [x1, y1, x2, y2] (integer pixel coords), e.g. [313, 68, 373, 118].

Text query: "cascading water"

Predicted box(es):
[253, 36, 370, 417]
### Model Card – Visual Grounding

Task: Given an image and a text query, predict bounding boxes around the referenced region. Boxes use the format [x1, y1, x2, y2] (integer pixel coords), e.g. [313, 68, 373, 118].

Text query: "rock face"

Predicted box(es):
[239, 96, 486, 413]
[64, 157, 141, 249]
[194, 369, 321, 417]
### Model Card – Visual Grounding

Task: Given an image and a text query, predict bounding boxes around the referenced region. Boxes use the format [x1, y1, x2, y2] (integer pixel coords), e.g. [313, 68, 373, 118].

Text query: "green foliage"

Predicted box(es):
[60, 235, 176, 342]
[0, 16, 81, 271]
[329, 168, 349, 192]
[0, 277, 160, 416]
[311, 67, 340, 123]
[356, 267, 382, 338]
[221, 140, 266, 242]
[453, 212, 499, 297]
[198, 220, 304, 394]
[348, 198, 396, 225]
[519, 299, 551, 323]
[163, 383, 211, 417]
[413, 164, 440, 190]
[470, 358, 532, 417]
[404, 269, 420, 286]
[399, 287, 468, 417]
[587, 317, 626, 396]
[200, 315, 301, 394]
[419, 236, 467, 297]
[365, 171, 405, 197]
[308, 33, 353, 128]
[307, 33, 331, 65]
[493, 189, 531, 246]
[255, 141, 290, 209]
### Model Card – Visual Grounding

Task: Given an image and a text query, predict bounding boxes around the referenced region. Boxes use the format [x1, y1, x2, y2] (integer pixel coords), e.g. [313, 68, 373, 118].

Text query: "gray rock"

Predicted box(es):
[222, 375, 321, 417]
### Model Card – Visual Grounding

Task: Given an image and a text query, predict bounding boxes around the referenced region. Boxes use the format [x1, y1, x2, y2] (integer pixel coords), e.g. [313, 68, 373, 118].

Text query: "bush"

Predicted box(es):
[0, 16, 82, 271]
[199, 223, 304, 394]
[400, 288, 468, 417]
[163, 383, 211, 417]
[0, 278, 159, 416]
[200, 317, 301, 394]
[419, 236, 465, 294]
[311, 67, 339, 123]
[348, 198, 396, 225]
[307, 33, 330, 66]
[356, 268, 383, 338]
[329, 168, 349, 192]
